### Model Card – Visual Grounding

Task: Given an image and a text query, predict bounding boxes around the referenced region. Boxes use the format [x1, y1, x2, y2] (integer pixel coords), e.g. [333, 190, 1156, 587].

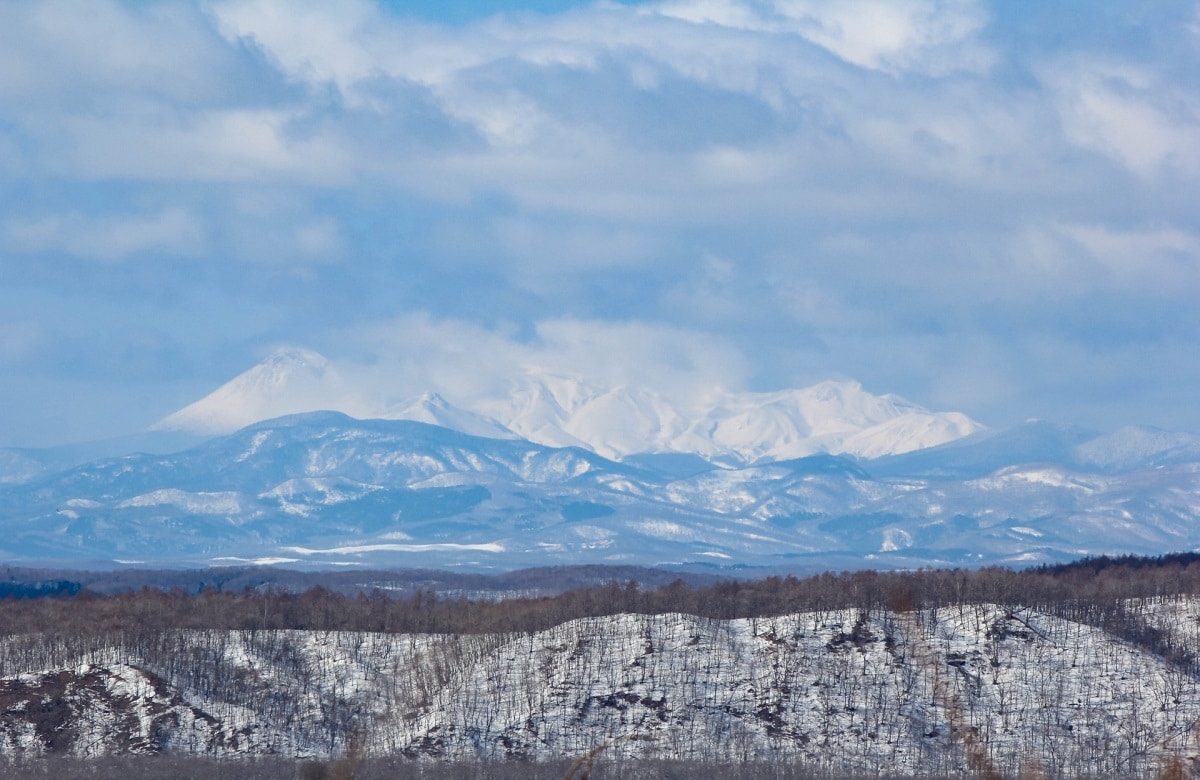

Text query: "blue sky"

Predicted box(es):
[1, 0, 1198, 447]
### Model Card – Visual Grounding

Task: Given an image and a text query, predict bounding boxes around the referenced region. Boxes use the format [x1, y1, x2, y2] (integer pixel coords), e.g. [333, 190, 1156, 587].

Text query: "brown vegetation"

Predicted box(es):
[0, 754, 1074, 780]
[1, 554, 1199, 646]
[1, 554, 1199, 777]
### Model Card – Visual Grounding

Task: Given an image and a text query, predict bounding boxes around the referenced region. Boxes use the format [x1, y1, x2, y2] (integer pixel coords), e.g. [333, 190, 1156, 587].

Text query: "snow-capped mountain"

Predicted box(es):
[3, 411, 1198, 570]
[475, 372, 981, 462]
[153, 348, 370, 436]
[474, 373, 685, 458]
[11, 351, 1195, 571]
[153, 349, 983, 463]
[381, 392, 520, 441]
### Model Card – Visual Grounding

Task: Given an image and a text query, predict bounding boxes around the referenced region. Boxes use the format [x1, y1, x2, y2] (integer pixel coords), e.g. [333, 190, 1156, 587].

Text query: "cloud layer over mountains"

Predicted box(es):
[153, 347, 983, 462]
[1, 0, 1197, 446]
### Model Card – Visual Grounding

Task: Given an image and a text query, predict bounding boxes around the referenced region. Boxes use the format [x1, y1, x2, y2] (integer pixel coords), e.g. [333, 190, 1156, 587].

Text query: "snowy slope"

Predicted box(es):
[0, 663, 272, 757]
[686, 382, 981, 462]
[3, 600, 1200, 775]
[1075, 425, 1200, 472]
[381, 392, 520, 441]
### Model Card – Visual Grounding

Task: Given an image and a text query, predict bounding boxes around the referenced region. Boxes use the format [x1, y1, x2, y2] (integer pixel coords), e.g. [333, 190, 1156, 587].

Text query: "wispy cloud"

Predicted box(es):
[650, 0, 995, 75]
[335, 313, 751, 408]
[1044, 59, 1200, 178]
[5, 208, 205, 261]
[1, 0, 1198, 444]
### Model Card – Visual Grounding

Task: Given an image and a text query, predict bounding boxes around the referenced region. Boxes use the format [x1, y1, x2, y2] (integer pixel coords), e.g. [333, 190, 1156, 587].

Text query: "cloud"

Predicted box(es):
[649, 0, 995, 75]
[0, 0, 1102, 213]
[220, 189, 348, 264]
[1060, 223, 1200, 294]
[209, 0, 383, 90]
[1044, 59, 1200, 178]
[1, 0, 1199, 444]
[334, 313, 751, 408]
[46, 107, 353, 184]
[1011, 222, 1200, 296]
[198, 0, 1004, 212]
[0, 1, 246, 106]
[5, 208, 206, 261]
[491, 217, 668, 284]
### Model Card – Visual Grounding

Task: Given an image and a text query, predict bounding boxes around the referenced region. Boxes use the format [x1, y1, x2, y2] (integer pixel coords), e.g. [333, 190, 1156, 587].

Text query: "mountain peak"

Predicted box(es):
[261, 346, 329, 369]
[152, 347, 353, 436]
[152, 350, 982, 461]
[383, 393, 519, 440]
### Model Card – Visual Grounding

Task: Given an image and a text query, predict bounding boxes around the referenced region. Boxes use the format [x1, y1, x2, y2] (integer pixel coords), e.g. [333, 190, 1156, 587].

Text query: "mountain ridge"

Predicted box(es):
[2, 410, 1198, 571]
[152, 348, 984, 464]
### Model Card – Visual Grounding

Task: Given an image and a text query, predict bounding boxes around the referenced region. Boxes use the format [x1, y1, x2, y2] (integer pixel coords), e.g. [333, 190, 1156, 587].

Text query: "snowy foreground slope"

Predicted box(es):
[2, 599, 1200, 776]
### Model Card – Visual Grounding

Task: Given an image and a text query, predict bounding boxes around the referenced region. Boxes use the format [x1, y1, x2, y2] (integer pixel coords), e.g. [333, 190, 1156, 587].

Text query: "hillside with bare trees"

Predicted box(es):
[1, 556, 1200, 777]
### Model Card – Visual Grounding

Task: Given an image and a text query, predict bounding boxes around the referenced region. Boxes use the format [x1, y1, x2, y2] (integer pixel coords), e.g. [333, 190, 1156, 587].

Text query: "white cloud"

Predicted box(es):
[222, 190, 347, 264]
[844, 88, 1044, 187]
[51, 106, 352, 184]
[648, 0, 768, 31]
[208, 0, 382, 90]
[0, 1, 237, 104]
[1045, 60, 1200, 177]
[694, 146, 782, 185]
[1061, 223, 1200, 294]
[202, 0, 1003, 203]
[1010, 221, 1200, 296]
[294, 218, 344, 257]
[335, 313, 751, 409]
[651, 0, 994, 75]
[3, 0, 1199, 443]
[5, 208, 205, 261]
[2, 0, 1185, 213]
[492, 217, 666, 281]
[0, 0, 1040, 216]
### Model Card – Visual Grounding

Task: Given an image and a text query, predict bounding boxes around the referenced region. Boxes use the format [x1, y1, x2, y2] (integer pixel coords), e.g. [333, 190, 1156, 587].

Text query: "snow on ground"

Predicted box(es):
[0, 601, 1198, 775]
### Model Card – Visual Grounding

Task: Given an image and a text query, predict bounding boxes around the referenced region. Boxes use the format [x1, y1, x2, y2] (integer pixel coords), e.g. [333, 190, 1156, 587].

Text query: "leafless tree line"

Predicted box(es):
[1, 553, 1198, 647]
[0, 754, 1136, 779]
[2, 554, 1200, 777]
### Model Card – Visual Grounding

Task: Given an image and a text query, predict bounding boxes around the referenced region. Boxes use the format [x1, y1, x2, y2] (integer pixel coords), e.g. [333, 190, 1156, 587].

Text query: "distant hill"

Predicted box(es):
[0, 410, 1197, 570]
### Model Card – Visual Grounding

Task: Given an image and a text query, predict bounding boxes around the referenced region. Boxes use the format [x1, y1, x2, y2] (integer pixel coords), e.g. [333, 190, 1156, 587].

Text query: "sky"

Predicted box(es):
[1, 0, 1198, 448]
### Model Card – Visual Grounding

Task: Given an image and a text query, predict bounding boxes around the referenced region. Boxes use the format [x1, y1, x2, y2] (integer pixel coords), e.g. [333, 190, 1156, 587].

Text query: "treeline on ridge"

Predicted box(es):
[1, 553, 1199, 645]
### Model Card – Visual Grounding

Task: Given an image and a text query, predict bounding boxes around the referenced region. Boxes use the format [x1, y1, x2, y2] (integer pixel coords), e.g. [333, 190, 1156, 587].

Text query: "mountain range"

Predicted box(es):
[152, 348, 983, 464]
[1, 411, 1197, 571]
[1, 348, 1197, 570]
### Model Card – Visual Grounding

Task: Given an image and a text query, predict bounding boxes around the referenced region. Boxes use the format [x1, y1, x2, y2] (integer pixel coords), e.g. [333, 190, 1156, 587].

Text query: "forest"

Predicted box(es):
[3, 554, 1199, 657]
[0, 554, 1199, 778]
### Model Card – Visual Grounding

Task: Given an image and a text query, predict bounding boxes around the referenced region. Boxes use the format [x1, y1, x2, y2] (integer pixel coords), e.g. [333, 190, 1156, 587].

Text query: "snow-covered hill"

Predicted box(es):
[2, 411, 1198, 570]
[152, 349, 983, 462]
[3, 600, 1200, 775]
[0, 663, 265, 757]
